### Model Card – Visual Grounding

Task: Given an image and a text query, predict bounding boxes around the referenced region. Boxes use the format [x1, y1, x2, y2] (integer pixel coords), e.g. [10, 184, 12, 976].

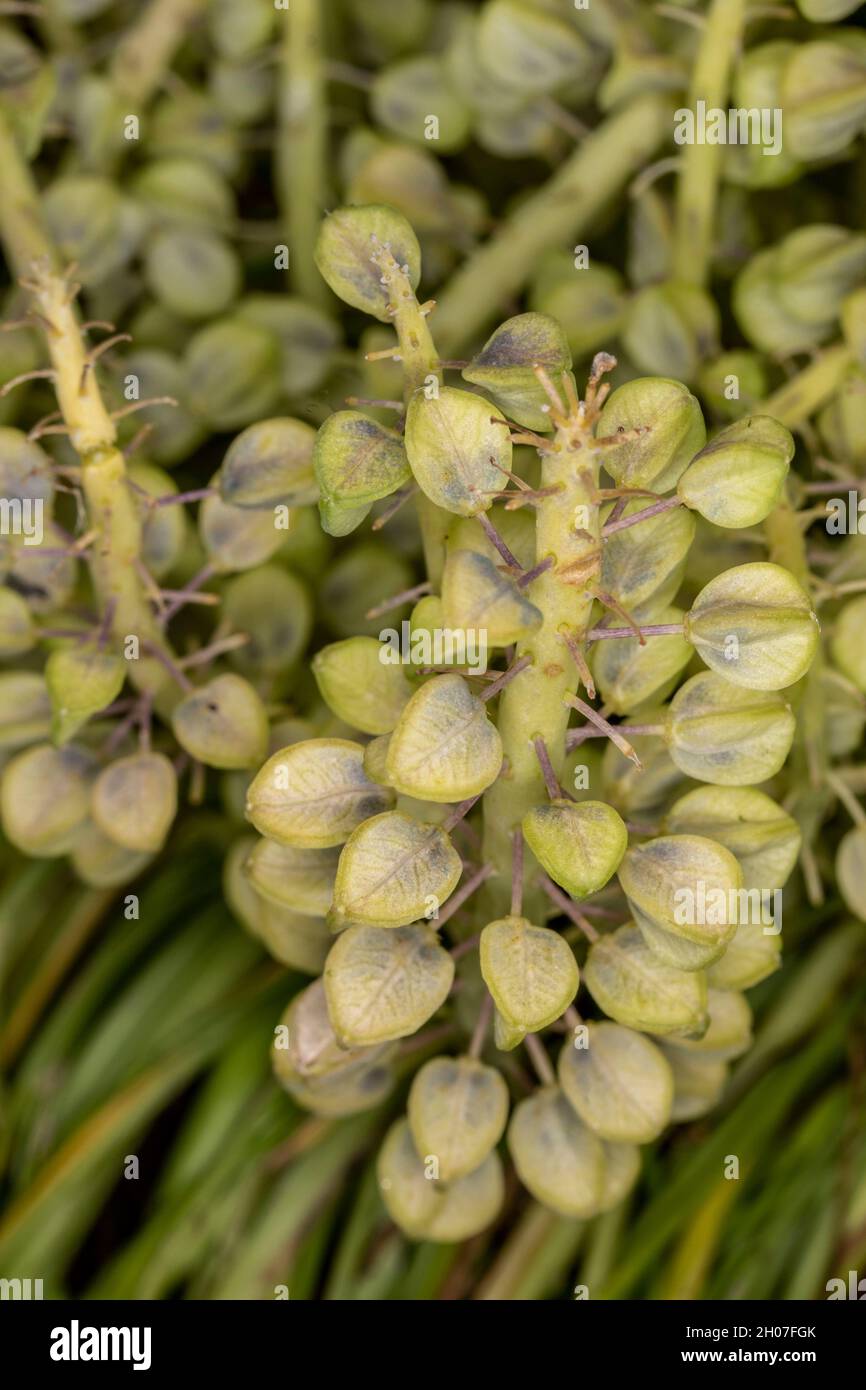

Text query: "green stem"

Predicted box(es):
[0, 110, 58, 276]
[672, 0, 747, 286]
[434, 94, 673, 354]
[761, 344, 853, 430]
[277, 0, 330, 309]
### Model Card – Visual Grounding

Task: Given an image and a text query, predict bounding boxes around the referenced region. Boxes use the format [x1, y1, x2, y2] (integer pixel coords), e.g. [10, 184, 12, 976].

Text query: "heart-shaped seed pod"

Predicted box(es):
[677, 417, 793, 528]
[224, 839, 329, 975]
[363, 735, 392, 787]
[144, 225, 240, 320]
[324, 922, 454, 1045]
[171, 673, 269, 770]
[480, 915, 578, 1032]
[658, 1045, 729, 1122]
[836, 823, 866, 921]
[43, 175, 135, 287]
[819, 363, 866, 467]
[222, 566, 312, 677]
[665, 671, 796, 785]
[530, 257, 626, 359]
[313, 636, 413, 736]
[246, 739, 393, 848]
[730, 42, 802, 188]
[405, 385, 511, 517]
[219, 417, 317, 510]
[150, 90, 242, 176]
[0, 672, 52, 750]
[1, 743, 93, 856]
[272, 981, 395, 1113]
[658, 988, 753, 1061]
[71, 822, 154, 890]
[407, 1055, 509, 1182]
[558, 1021, 674, 1144]
[697, 350, 768, 421]
[831, 595, 866, 691]
[91, 752, 178, 853]
[7, 522, 77, 616]
[116, 348, 206, 465]
[314, 204, 421, 321]
[462, 311, 573, 431]
[597, 1141, 641, 1212]
[313, 411, 410, 538]
[776, 225, 866, 328]
[618, 834, 743, 958]
[441, 549, 542, 646]
[330, 810, 462, 928]
[591, 607, 691, 714]
[707, 920, 782, 991]
[665, 785, 801, 891]
[595, 376, 706, 493]
[347, 141, 456, 239]
[184, 318, 282, 431]
[0, 426, 55, 515]
[601, 721, 686, 819]
[0, 589, 36, 656]
[321, 540, 414, 640]
[476, 1, 595, 97]
[601, 499, 696, 614]
[371, 57, 472, 153]
[522, 799, 627, 899]
[377, 1118, 504, 1241]
[632, 918, 726, 973]
[385, 674, 503, 803]
[128, 462, 187, 580]
[199, 483, 284, 573]
[494, 1007, 527, 1052]
[131, 155, 235, 227]
[208, 0, 275, 62]
[583, 924, 709, 1037]
[621, 282, 719, 384]
[243, 839, 339, 916]
[45, 645, 125, 745]
[508, 1086, 605, 1218]
[237, 294, 340, 398]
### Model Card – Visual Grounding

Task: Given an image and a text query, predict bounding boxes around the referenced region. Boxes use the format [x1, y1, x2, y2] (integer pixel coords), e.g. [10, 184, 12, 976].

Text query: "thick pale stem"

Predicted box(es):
[277, 0, 330, 308]
[482, 420, 602, 916]
[109, 0, 206, 109]
[434, 94, 673, 353]
[672, 0, 747, 286]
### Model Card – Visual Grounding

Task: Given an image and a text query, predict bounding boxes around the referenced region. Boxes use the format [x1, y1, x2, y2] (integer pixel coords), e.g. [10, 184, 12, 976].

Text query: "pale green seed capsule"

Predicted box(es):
[685, 562, 818, 691]
[246, 738, 393, 848]
[729, 41, 803, 188]
[363, 734, 392, 786]
[660, 988, 752, 1061]
[697, 351, 769, 421]
[782, 35, 866, 162]
[45, 645, 125, 745]
[91, 751, 177, 853]
[0, 587, 35, 656]
[441, 548, 542, 646]
[618, 835, 743, 961]
[831, 596, 866, 692]
[42, 176, 139, 287]
[591, 607, 691, 714]
[385, 674, 503, 803]
[314, 204, 422, 322]
[665, 786, 801, 892]
[208, 0, 275, 60]
[480, 915, 578, 1032]
[530, 258, 626, 359]
[0, 671, 52, 750]
[0, 426, 55, 513]
[666, 672, 796, 785]
[330, 810, 462, 929]
[144, 226, 241, 321]
[477, 0, 596, 97]
[707, 920, 782, 991]
[405, 386, 511, 517]
[622, 283, 719, 385]
[597, 1140, 641, 1212]
[595, 377, 706, 493]
[841, 286, 866, 364]
[226, 842, 329, 973]
[632, 918, 724, 973]
[272, 981, 395, 1111]
[776, 225, 866, 329]
[171, 673, 268, 770]
[836, 824, 866, 921]
[321, 541, 414, 640]
[493, 1006, 526, 1052]
[407, 1055, 509, 1183]
[312, 636, 413, 736]
[1, 743, 93, 856]
[462, 312, 573, 432]
[222, 566, 312, 676]
[371, 56, 471, 152]
[131, 157, 235, 229]
[0, 21, 54, 156]
[150, 90, 242, 179]
[185, 318, 282, 431]
[347, 141, 454, 238]
[818, 364, 866, 467]
[6, 521, 77, 615]
[314, 411, 410, 538]
[71, 821, 153, 889]
[243, 839, 339, 917]
[117, 349, 205, 465]
[522, 799, 627, 899]
[508, 1086, 605, 1219]
[601, 720, 686, 819]
[584, 924, 709, 1037]
[677, 417, 793, 528]
[198, 487, 285, 573]
[325, 922, 454, 1046]
[600, 499, 696, 614]
[558, 1021, 674, 1144]
[220, 418, 318, 510]
[237, 294, 340, 398]
[128, 461, 187, 580]
[658, 1045, 728, 1122]
[377, 1118, 504, 1241]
